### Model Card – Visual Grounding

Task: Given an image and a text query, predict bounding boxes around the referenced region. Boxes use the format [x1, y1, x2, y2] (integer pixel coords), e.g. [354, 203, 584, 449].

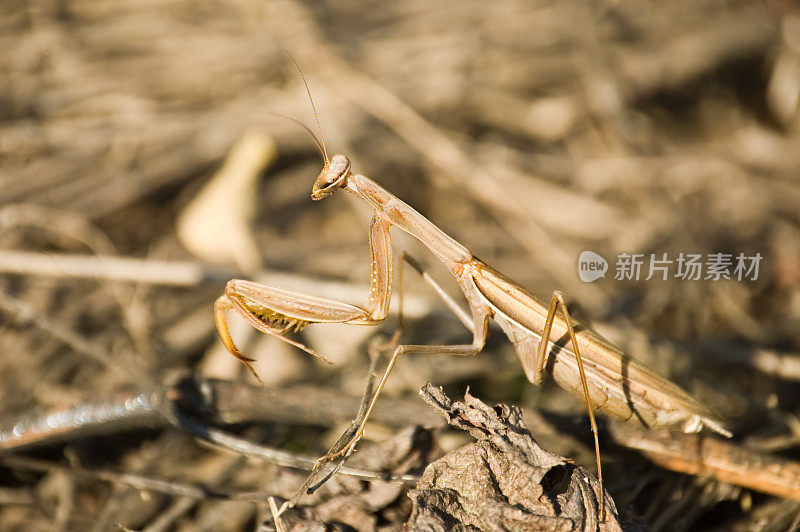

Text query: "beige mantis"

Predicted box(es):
[214, 77, 730, 519]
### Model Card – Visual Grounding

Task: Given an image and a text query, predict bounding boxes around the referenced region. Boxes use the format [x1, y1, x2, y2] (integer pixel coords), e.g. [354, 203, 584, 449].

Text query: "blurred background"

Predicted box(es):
[2, 0, 800, 530]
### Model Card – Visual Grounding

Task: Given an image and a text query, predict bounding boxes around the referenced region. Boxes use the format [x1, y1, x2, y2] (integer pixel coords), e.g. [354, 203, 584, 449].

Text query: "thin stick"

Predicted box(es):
[608, 421, 800, 502]
[0, 377, 441, 452]
[167, 380, 418, 485]
[0, 293, 150, 384]
[269, 497, 286, 532]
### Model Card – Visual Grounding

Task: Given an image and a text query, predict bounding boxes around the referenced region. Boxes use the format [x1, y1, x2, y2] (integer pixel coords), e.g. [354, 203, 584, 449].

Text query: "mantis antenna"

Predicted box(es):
[268, 112, 328, 164]
[286, 53, 328, 162]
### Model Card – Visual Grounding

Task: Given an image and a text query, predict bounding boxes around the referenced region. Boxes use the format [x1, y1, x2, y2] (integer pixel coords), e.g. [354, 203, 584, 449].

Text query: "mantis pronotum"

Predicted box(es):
[214, 68, 730, 520]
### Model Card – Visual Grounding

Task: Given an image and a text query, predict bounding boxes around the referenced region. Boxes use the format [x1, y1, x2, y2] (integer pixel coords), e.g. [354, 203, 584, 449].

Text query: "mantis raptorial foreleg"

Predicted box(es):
[214, 214, 392, 381]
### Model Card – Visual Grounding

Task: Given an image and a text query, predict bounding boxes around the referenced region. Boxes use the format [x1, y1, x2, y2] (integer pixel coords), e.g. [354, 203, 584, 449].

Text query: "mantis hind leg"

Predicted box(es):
[537, 290, 605, 521]
[390, 257, 607, 519]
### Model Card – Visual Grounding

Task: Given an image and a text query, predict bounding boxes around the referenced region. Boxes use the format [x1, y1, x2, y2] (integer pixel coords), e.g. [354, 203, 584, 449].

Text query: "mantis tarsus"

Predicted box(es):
[214, 70, 730, 520]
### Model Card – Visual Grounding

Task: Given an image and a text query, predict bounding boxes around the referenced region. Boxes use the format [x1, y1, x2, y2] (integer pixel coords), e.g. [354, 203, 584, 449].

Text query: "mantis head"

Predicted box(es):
[280, 57, 348, 200]
[311, 154, 351, 200]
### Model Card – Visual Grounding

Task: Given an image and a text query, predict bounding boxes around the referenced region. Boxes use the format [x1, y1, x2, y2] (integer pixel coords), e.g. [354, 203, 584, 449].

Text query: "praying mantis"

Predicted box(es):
[213, 71, 730, 519]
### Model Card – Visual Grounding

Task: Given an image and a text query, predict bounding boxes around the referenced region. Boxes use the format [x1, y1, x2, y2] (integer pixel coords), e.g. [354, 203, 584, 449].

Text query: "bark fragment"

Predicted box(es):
[408, 384, 622, 531]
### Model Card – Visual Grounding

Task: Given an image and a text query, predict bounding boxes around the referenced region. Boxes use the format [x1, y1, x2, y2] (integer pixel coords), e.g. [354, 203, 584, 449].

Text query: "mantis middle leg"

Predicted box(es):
[323, 303, 492, 462]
